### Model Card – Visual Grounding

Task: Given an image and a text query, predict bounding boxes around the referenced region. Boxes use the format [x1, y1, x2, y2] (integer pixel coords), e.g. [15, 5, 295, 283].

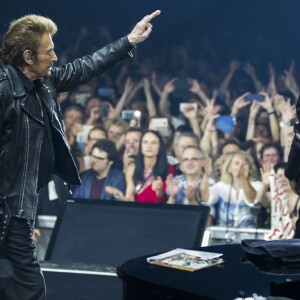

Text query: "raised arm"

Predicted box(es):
[231, 92, 250, 119]
[158, 77, 177, 119]
[151, 72, 163, 97]
[246, 100, 260, 141]
[266, 63, 277, 98]
[220, 60, 240, 91]
[188, 78, 210, 104]
[284, 62, 299, 100]
[143, 78, 157, 117]
[259, 93, 279, 141]
[180, 103, 201, 138]
[113, 77, 134, 117]
[243, 62, 263, 92]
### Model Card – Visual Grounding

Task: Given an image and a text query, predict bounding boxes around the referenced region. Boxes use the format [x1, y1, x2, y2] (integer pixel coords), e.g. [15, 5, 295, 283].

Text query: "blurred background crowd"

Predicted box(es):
[2, 0, 300, 239]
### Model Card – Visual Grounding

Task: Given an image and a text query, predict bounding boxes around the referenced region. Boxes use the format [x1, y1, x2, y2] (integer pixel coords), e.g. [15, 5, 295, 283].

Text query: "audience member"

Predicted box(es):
[203, 150, 264, 228]
[73, 139, 125, 200]
[82, 125, 107, 170]
[105, 117, 129, 149]
[167, 145, 213, 205]
[84, 96, 102, 125]
[107, 130, 175, 203]
[122, 127, 143, 170]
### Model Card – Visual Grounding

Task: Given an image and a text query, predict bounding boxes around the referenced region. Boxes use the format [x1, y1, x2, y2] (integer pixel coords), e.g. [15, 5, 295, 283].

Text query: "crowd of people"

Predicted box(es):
[36, 22, 300, 239]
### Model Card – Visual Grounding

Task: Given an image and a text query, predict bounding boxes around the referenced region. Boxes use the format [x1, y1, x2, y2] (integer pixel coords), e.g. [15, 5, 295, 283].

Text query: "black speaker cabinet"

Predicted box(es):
[45, 200, 210, 267]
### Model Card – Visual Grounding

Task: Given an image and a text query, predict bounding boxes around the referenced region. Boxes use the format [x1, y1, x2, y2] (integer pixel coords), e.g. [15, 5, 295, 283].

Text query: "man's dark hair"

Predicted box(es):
[134, 130, 169, 182]
[177, 131, 200, 145]
[126, 127, 144, 135]
[259, 142, 283, 161]
[91, 139, 117, 162]
[85, 96, 101, 106]
[274, 162, 288, 173]
[63, 105, 84, 119]
[175, 124, 193, 133]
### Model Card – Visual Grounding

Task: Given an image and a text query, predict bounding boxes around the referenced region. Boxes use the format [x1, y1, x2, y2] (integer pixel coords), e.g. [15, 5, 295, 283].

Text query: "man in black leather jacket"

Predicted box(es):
[0, 10, 160, 300]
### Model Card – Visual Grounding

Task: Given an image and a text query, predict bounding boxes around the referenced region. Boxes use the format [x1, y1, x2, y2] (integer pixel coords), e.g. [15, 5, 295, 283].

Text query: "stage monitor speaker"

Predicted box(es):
[45, 199, 210, 267]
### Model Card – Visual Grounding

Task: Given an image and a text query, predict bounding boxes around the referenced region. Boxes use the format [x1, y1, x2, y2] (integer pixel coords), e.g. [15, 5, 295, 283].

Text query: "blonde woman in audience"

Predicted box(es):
[202, 150, 264, 228]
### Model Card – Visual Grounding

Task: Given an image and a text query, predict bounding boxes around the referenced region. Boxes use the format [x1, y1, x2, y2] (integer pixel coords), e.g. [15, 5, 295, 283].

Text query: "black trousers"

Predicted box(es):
[0, 216, 45, 300]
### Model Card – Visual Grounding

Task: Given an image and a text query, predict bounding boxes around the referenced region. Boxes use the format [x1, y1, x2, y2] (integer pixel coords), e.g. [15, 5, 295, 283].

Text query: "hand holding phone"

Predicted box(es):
[179, 103, 197, 113]
[149, 118, 169, 137]
[100, 102, 109, 118]
[245, 94, 265, 102]
[121, 110, 141, 120]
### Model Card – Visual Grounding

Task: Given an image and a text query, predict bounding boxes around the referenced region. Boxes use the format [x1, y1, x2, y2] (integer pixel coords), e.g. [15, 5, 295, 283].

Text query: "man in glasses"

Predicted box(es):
[167, 145, 213, 205]
[73, 139, 126, 200]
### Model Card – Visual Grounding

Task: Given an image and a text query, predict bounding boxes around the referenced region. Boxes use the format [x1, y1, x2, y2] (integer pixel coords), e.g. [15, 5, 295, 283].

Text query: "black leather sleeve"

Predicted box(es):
[50, 36, 134, 93]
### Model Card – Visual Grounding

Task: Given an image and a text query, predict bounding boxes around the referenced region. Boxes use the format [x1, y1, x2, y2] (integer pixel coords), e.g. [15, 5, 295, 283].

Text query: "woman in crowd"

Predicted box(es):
[203, 150, 264, 228]
[107, 130, 175, 203]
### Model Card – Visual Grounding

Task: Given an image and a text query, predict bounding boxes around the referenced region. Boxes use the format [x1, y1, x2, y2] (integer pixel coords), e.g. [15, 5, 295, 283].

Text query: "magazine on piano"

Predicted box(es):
[147, 248, 224, 272]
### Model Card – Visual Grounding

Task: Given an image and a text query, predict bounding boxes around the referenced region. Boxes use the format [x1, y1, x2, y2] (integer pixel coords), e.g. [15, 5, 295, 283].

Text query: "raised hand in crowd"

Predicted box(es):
[143, 78, 157, 117]
[184, 185, 197, 204]
[123, 161, 136, 201]
[246, 100, 261, 141]
[200, 113, 219, 157]
[259, 163, 274, 207]
[258, 92, 279, 141]
[159, 77, 177, 119]
[274, 95, 296, 161]
[220, 60, 240, 91]
[86, 105, 101, 125]
[188, 78, 210, 104]
[114, 77, 135, 117]
[284, 61, 299, 100]
[151, 176, 164, 197]
[266, 63, 277, 98]
[123, 149, 137, 171]
[166, 174, 180, 202]
[231, 159, 258, 203]
[274, 95, 296, 125]
[200, 95, 217, 131]
[231, 92, 251, 118]
[151, 72, 163, 97]
[180, 102, 201, 138]
[243, 62, 263, 92]
[199, 156, 213, 202]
